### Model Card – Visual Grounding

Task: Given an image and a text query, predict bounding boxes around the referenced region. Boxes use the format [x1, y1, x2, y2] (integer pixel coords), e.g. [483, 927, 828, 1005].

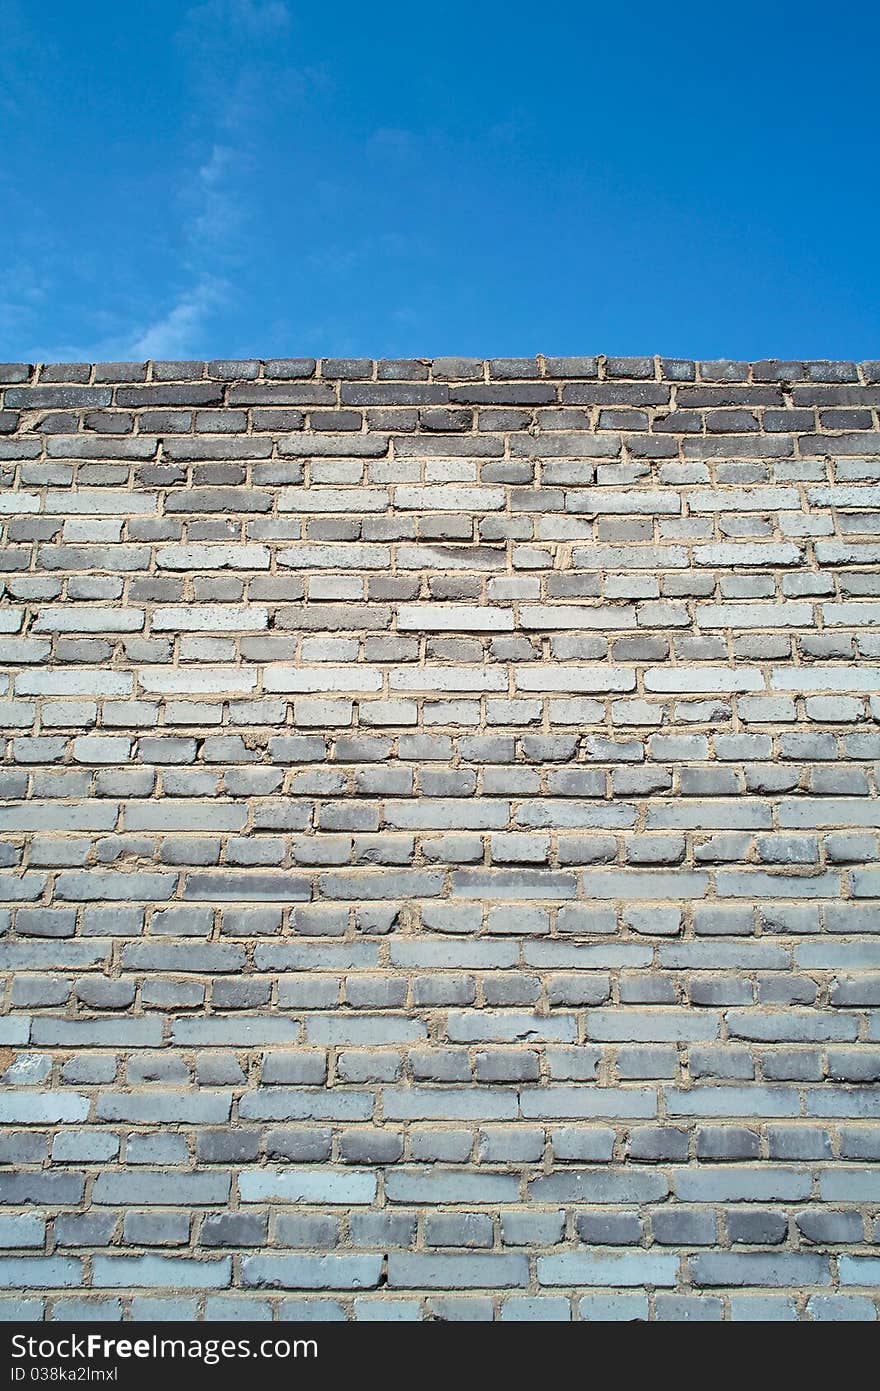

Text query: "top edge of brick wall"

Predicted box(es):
[1, 357, 879, 386]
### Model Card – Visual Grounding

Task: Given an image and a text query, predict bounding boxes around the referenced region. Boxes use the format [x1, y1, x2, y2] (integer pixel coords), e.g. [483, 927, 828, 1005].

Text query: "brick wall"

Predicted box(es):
[1, 354, 879, 1322]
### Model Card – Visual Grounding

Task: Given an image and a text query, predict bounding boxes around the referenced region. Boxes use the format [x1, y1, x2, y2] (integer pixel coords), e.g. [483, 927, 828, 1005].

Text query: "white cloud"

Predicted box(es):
[105, 0, 297, 360]
[189, 143, 248, 254]
[125, 278, 228, 359]
[4, 0, 303, 361]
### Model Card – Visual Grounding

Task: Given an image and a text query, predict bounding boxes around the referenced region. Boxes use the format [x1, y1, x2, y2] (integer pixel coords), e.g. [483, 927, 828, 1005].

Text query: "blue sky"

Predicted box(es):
[2, 0, 878, 361]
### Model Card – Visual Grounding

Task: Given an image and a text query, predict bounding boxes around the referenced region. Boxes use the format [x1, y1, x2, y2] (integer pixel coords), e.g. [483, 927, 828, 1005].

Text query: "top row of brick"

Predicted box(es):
[1, 357, 879, 386]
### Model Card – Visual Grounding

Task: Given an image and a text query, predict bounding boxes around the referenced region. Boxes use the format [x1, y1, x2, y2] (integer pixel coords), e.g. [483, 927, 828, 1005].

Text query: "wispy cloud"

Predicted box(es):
[3, 0, 318, 362]
[110, 3, 292, 359]
[190, 144, 248, 251]
[117, 0, 332, 360]
[126, 277, 229, 359]
[118, 137, 248, 359]
[39, 0, 300, 362]
[176, 0, 310, 133]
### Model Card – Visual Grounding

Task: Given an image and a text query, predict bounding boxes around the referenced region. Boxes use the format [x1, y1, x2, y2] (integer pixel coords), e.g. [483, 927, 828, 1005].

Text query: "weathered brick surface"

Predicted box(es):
[0, 354, 879, 1322]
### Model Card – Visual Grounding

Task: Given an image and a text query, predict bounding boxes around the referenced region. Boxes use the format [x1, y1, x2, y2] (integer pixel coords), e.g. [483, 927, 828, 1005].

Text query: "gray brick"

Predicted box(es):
[242, 1255, 381, 1289]
[539, 1251, 678, 1287]
[92, 1172, 230, 1205]
[690, 1252, 830, 1287]
[0, 1257, 83, 1289]
[93, 1255, 231, 1289]
[578, 1293, 649, 1321]
[389, 1253, 527, 1288]
[239, 1168, 375, 1204]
